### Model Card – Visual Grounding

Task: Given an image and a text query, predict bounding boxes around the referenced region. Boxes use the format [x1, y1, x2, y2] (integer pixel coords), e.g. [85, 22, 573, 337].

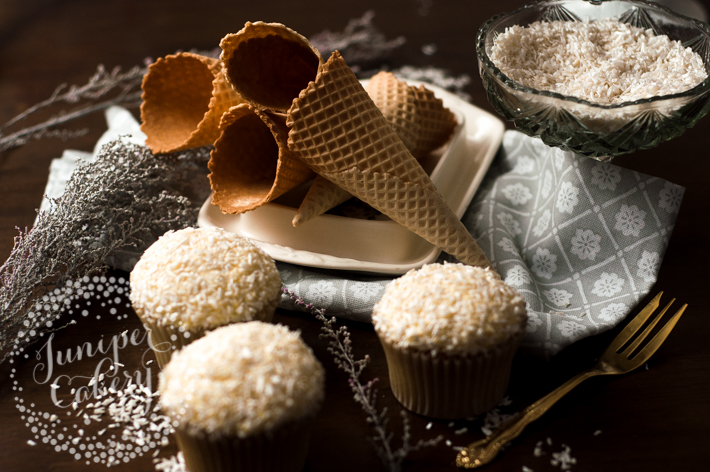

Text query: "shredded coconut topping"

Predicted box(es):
[490, 19, 707, 105]
[372, 263, 527, 355]
[130, 227, 281, 331]
[159, 322, 325, 438]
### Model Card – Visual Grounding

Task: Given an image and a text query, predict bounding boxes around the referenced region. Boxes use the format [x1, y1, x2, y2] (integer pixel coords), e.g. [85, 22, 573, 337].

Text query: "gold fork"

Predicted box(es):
[456, 292, 687, 469]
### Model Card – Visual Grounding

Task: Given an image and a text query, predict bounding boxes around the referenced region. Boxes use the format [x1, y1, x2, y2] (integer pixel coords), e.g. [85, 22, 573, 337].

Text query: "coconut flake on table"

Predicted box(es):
[490, 18, 707, 105]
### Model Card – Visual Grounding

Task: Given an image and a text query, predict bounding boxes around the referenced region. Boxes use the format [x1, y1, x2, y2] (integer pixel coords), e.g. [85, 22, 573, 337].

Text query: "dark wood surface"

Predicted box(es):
[2, 1, 710, 471]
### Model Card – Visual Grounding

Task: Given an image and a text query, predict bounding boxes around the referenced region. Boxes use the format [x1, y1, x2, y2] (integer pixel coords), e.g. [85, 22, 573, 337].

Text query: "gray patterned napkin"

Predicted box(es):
[277, 131, 683, 358]
[44, 108, 683, 358]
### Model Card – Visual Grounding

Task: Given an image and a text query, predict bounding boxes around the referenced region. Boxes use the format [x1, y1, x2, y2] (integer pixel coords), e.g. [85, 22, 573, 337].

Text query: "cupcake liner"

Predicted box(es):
[379, 332, 524, 419]
[142, 321, 205, 369]
[175, 418, 312, 472]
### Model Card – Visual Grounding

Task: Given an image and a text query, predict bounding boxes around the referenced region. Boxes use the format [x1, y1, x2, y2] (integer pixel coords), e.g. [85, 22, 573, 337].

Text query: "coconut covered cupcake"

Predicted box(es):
[372, 262, 527, 419]
[159, 322, 325, 472]
[129, 227, 281, 367]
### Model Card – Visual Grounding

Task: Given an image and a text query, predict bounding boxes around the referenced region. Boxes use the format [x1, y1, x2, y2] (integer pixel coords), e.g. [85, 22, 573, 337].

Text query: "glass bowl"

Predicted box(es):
[476, 0, 710, 160]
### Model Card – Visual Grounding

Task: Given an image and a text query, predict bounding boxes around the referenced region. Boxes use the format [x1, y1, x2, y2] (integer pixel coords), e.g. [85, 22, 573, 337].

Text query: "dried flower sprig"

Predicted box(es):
[309, 10, 406, 72]
[0, 64, 146, 153]
[281, 287, 442, 472]
[0, 139, 210, 364]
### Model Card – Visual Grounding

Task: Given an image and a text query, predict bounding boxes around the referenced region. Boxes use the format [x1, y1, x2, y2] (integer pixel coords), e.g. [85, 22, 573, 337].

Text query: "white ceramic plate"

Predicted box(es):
[198, 81, 504, 274]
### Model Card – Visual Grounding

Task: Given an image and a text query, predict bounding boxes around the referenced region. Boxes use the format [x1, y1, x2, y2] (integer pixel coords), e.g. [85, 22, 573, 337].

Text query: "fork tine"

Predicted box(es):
[629, 303, 687, 365]
[621, 298, 675, 357]
[605, 292, 662, 354]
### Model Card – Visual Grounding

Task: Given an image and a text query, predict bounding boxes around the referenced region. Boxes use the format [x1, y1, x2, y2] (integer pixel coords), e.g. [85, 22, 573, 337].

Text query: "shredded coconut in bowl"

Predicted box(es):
[372, 263, 527, 355]
[490, 18, 707, 105]
[159, 322, 325, 438]
[129, 227, 282, 331]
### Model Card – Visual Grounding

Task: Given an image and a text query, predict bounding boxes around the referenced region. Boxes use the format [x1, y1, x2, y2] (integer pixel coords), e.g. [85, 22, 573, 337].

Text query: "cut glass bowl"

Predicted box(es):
[477, 0, 710, 159]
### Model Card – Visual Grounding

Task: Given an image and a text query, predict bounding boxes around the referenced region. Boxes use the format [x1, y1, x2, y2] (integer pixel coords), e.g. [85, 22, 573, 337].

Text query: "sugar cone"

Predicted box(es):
[293, 71, 459, 226]
[220, 22, 323, 113]
[287, 52, 492, 269]
[140, 52, 245, 154]
[208, 103, 314, 214]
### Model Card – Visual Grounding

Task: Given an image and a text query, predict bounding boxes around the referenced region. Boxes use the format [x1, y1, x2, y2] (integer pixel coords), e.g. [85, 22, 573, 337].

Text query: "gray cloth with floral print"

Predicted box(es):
[277, 130, 684, 358]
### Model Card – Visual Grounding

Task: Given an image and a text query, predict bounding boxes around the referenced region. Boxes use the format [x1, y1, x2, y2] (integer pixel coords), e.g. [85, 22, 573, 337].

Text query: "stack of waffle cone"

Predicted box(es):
[140, 52, 245, 154]
[203, 22, 321, 215]
[287, 51, 491, 269]
[208, 103, 314, 214]
[293, 71, 458, 226]
[220, 21, 323, 113]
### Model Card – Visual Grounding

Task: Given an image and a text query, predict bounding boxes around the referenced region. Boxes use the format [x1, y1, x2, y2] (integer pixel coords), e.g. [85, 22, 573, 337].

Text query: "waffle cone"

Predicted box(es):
[140, 52, 245, 154]
[220, 22, 323, 113]
[292, 176, 353, 226]
[411, 83, 458, 158]
[209, 103, 314, 214]
[366, 71, 457, 159]
[365, 71, 421, 155]
[294, 71, 459, 226]
[287, 52, 491, 268]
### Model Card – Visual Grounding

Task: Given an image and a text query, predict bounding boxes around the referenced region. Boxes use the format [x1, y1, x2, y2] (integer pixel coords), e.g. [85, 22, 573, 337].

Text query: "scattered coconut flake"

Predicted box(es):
[551, 444, 577, 470]
[27, 440, 36, 446]
[454, 427, 468, 435]
[426, 422, 433, 430]
[523, 466, 534, 472]
[481, 407, 518, 436]
[594, 430, 602, 436]
[154, 452, 186, 472]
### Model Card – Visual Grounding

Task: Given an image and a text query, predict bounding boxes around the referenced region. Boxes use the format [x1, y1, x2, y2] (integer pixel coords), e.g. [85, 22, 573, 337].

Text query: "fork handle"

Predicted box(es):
[456, 369, 600, 468]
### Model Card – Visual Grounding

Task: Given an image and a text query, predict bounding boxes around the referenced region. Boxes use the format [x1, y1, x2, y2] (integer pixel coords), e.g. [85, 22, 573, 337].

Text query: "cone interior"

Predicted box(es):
[223, 29, 321, 111]
[141, 53, 217, 153]
[209, 107, 280, 212]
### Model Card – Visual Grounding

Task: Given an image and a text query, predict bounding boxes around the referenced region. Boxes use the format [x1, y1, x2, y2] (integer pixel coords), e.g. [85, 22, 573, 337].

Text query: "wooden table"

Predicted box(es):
[1, 1, 709, 471]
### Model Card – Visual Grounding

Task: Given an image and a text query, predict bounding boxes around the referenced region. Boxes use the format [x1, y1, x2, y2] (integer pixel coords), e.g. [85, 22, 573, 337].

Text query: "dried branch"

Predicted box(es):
[308, 10, 405, 72]
[281, 287, 442, 472]
[0, 64, 146, 153]
[0, 139, 210, 364]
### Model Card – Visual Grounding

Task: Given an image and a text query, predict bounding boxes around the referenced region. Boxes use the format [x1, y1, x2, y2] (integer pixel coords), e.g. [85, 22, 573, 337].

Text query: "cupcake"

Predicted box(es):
[129, 227, 282, 367]
[159, 321, 325, 472]
[372, 263, 527, 419]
